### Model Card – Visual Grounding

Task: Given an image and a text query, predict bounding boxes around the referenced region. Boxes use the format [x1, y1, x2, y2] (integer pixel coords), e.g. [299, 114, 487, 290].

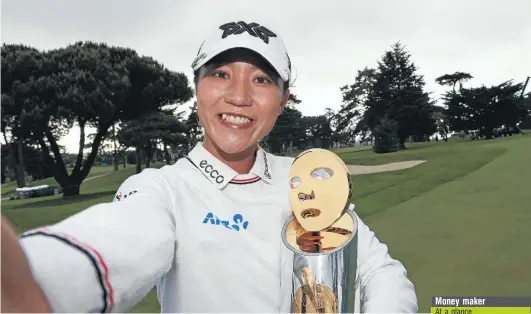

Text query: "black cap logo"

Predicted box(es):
[219, 21, 277, 44]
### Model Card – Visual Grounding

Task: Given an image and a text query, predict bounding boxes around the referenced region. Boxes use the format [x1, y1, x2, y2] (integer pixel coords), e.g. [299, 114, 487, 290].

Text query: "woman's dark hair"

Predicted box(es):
[193, 48, 290, 93]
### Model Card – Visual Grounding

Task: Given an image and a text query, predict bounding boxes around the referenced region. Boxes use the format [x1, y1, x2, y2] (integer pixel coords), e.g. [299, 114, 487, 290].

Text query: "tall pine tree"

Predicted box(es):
[185, 102, 203, 151]
[337, 68, 377, 144]
[264, 94, 306, 153]
[365, 42, 436, 150]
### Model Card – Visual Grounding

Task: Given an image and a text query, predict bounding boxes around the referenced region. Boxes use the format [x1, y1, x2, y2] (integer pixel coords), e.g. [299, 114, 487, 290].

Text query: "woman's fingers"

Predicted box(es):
[297, 232, 324, 252]
[1, 215, 52, 313]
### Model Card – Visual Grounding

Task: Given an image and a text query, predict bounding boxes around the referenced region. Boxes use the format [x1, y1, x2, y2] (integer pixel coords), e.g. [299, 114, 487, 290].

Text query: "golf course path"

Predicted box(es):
[82, 173, 109, 182]
[346, 160, 426, 175]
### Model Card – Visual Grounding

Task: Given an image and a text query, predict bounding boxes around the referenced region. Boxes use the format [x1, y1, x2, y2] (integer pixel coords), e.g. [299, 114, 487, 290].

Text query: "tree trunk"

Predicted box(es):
[145, 142, 152, 168]
[62, 184, 81, 197]
[164, 142, 171, 165]
[43, 129, 80, 197]
[79, 125, 110, 180]
[1, 163, 6, 183]
[73, 120, 86, 178]
[43, 128, 70, 179]
[39, 151, 45, 180]
[399, 137, 407, 150]
[113, 124, 119, 171]
[153, 141, 158, 163]
[3, 133, 19, 185]
[484, 128, 494, 140]
[122, 153, 126, 168]
[16, 141, 26, 188]
[113, 157, 119, 171]
[135, 146, 142, 174]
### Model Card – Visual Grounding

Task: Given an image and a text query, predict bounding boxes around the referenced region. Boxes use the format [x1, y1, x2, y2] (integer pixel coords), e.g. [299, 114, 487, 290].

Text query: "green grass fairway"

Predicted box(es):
[1, 165, 116, 198]
[2, 136, 530, 313]
[353, 137, 531, 312]
[1, 164, 163, 231]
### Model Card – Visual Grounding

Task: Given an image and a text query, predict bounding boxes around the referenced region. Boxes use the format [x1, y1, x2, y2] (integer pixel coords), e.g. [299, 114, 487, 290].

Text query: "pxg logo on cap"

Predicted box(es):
[219, 21, 277, 44]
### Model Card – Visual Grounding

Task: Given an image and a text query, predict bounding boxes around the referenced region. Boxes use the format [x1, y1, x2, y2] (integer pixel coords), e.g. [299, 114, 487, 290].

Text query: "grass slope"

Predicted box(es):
[357, 136, 531, 312]
[1, 136, 530, 313]
[2, 165, 161, 231]
[338, 140, 507, 218]
[1, 165, 115, 198]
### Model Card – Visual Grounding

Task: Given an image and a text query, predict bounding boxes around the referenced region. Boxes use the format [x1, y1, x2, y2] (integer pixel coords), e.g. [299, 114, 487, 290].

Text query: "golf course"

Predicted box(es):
[2, 134, 530, 313]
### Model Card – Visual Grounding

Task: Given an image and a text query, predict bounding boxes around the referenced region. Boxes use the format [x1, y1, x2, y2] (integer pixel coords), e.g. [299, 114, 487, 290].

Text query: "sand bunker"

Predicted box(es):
[347, 160, 426, 175]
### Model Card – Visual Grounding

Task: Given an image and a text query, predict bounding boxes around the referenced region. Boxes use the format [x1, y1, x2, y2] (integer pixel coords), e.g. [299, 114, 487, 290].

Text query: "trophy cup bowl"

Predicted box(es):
[283, 148, 358, 313]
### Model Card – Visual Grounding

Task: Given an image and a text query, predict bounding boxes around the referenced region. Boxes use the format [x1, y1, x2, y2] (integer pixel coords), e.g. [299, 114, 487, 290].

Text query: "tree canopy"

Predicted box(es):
[1, 42, 193, 195]
[435, 72, 473, 91]
[2, 37, 527, 193]
[339, 42, 436, 152]
[442, 80, 528, 138]
[118, 111, 188, 173]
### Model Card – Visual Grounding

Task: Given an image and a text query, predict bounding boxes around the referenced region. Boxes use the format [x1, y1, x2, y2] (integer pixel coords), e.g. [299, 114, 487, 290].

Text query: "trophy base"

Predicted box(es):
[292, 283, 338, 313]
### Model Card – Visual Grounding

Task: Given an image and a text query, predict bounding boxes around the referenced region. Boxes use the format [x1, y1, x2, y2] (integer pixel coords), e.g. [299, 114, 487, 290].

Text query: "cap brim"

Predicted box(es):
[192, 46, 289, 82]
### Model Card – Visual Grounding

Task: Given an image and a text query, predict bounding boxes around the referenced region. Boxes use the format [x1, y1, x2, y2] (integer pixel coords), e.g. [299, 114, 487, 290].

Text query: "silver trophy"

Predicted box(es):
[282, 149, 358, 313]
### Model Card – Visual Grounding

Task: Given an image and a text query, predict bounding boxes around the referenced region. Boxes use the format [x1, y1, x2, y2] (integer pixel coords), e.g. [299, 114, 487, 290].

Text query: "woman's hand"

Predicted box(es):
[296, 231, 323, 253]
[1, 215, 52, 313]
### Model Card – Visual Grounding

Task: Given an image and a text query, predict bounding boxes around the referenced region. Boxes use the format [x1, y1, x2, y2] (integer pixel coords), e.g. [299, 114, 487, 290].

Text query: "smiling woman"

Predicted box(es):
[195, 48, 289, 151]
[193, 46, 291, 174]
[2, 20, 417, 314]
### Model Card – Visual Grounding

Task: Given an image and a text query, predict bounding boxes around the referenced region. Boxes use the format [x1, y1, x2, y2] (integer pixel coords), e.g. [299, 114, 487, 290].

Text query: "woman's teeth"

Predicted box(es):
[221, 114, 252, 125]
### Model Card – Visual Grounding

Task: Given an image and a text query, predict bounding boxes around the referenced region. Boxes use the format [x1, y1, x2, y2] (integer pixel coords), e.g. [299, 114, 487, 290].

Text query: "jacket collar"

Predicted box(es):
[249, 146, 274, 184]
[187, 143, 274, 189]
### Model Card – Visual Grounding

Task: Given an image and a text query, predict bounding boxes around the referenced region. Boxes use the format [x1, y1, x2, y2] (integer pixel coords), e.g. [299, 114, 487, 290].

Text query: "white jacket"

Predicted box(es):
[20, 143, 418, 313]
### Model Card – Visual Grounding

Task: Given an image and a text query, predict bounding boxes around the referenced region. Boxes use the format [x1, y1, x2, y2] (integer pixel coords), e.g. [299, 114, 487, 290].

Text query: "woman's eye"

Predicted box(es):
[254, 76, 272, 84]
[213, 71, 229, 79]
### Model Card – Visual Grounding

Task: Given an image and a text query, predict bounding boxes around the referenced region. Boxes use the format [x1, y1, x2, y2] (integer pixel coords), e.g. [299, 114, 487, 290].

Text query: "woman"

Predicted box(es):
[1, 21, 418, 313]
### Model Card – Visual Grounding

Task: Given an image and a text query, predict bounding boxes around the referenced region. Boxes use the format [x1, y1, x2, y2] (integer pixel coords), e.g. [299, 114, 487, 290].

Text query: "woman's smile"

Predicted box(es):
[217, 113, 255, 129]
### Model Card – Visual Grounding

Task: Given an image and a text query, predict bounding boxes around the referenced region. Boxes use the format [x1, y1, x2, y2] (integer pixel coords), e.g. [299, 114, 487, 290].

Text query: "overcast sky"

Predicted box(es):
[2, 0, 530, 153]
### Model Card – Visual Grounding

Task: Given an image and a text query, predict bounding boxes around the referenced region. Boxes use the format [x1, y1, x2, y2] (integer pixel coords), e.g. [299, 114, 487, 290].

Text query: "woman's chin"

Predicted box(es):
[216, 141, 256, 155]
[210, 134, 259, 156]
[202, 126, 263, 156]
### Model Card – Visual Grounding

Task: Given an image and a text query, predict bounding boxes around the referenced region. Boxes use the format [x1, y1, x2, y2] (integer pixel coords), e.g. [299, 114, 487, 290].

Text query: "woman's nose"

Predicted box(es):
[224, 78, 252, 107]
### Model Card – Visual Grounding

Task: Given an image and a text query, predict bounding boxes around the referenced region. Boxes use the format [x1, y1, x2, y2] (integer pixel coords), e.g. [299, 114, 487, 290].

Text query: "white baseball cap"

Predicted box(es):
[191, 21, 292, 83]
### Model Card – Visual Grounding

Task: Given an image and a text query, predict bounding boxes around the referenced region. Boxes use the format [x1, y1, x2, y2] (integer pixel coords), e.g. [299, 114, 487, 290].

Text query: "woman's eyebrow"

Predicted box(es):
[207, 60, 278, 79]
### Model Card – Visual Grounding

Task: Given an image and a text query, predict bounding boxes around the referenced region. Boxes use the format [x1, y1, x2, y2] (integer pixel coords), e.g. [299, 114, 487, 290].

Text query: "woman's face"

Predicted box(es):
[196, 50, 289, 155]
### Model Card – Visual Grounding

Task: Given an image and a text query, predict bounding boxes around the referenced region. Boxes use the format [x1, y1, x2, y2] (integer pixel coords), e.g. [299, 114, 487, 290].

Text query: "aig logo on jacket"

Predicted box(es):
[199, 160, 224, 184]
[203, 213, 249, 232]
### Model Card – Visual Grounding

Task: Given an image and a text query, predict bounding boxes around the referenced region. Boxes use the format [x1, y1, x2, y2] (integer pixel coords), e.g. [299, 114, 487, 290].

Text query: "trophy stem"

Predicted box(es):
[310, 231, 321, 253]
